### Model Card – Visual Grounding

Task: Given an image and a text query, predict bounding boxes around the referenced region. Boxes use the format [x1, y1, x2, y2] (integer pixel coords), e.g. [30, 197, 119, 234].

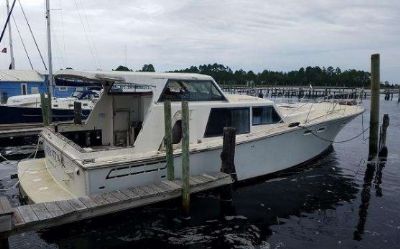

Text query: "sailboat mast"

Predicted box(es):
[6, 0, 15, 69]
[45, 0, 53, 96]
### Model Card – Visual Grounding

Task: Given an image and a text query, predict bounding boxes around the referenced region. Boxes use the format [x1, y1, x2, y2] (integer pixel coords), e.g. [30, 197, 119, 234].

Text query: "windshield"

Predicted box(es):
[159, 80, 225, 102]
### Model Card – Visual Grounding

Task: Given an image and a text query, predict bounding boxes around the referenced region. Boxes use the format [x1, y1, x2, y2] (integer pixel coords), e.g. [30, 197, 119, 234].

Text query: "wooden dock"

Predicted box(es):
[0, 172, 232, 240]
[0, 127, 43, 139]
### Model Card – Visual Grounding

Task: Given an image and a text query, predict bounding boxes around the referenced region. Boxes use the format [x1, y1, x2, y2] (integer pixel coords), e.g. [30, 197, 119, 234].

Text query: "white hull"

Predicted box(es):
[38, 113, 356, 198]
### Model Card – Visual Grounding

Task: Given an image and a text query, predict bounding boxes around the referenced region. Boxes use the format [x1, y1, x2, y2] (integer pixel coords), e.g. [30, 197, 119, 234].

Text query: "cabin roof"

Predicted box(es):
[54, 70, 213, 87]
[0, 70, 45, 82]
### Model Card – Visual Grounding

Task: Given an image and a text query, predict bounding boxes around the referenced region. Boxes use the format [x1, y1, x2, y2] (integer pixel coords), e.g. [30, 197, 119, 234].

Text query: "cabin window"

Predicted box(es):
[252, 106, 281, 125]
[109, 82, 153, 94]
[159, 80, 225, 102]
[204, 108, 250, 137]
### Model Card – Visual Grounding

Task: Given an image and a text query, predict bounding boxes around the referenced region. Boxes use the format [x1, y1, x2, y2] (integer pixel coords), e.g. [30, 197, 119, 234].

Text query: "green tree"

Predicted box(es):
[140, 64, 155, 72]
[114, 65, 131, 71]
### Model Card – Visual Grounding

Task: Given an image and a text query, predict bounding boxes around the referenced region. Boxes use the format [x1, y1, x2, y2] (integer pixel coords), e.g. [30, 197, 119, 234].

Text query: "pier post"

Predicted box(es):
[220, 127, 237, 199]
[181, 101, 190, 216]
[398, 89, 400, 103]
[40, 93, 49, 126]
[164, 100, 174, 180]
[378, 114, 389, 156]
[73, 101, 82, 125]
[368, 54, 380, 160]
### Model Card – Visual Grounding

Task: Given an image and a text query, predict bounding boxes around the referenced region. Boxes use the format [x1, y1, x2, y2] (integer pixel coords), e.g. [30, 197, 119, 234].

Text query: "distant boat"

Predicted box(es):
[18, 70, 364, 203]
[0, 88, 100, 125]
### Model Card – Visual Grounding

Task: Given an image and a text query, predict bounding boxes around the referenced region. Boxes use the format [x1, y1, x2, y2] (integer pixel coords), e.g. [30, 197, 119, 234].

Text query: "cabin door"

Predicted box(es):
[113, 109, 130, 146]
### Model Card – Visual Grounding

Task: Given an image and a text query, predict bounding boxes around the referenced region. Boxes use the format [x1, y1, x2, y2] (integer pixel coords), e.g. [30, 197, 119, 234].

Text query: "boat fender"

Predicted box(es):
[288, 122, 300, 127]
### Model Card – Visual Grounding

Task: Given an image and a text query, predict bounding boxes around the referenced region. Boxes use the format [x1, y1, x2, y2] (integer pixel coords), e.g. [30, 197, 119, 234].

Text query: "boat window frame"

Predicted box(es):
[158, 79, 227, 102]
[252, 106, 282, 126]
[204, 107, 250, 138]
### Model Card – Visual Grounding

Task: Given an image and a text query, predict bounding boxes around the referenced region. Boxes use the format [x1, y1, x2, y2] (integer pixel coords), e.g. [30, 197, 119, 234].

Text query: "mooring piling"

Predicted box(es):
[398, 89, 400, 103]
[73, 101, 82, 125]
[378, 114, 389, 158]
[181, 101, 190, 216]
[219, 127, 237, 207]
[368, 53, 380, 160]
[40, 93, 50, 126]
[164, 100, 174, 180]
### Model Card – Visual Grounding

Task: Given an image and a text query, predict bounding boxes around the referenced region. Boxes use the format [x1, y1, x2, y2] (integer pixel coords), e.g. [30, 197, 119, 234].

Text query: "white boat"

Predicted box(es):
[0, 90, 100, 125]
[18, 70, 364, 203]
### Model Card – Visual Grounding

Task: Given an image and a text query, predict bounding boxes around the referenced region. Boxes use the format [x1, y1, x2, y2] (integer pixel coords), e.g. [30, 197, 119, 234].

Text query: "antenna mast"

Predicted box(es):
[6, 0, 15, 69]
[46, 0, 53, 96]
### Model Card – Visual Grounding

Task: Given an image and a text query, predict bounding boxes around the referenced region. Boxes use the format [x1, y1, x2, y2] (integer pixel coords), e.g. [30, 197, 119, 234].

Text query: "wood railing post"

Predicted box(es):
[181, 101, 190, 216]
[164, 100, 174, 180]
[369, 54, 380, 160]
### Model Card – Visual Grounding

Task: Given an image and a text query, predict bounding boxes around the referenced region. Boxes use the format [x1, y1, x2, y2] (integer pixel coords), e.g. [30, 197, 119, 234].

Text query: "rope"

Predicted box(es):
[0, 137, 42, 191]
[299, 113, 369, 144]
[17, 0, 47, 70]
[72, 0, 100, 68]
[12, 15, 33, 69]
[0, 0, 16, 44]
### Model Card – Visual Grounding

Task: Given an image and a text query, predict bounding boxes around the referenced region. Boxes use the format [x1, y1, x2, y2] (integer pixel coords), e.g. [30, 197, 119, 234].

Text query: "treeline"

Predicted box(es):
[172, 63, 375, 87]
[113, 63, 395, 88]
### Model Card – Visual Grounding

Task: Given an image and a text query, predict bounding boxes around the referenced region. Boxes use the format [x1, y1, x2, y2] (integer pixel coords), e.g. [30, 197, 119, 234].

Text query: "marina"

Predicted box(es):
[0, 0, 399, 248]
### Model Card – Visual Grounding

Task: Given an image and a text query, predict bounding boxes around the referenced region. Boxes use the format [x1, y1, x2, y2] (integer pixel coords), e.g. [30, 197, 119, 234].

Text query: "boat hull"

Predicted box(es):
[83, 114, 357, 195]
[0, 105, 91, 124]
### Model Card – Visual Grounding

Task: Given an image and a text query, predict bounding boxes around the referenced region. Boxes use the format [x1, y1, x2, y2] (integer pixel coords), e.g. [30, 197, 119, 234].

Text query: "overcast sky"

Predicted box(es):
[0, 0, 399, 83]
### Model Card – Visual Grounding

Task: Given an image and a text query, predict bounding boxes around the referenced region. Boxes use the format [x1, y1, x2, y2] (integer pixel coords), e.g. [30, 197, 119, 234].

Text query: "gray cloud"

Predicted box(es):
[0, 0, 399, 82]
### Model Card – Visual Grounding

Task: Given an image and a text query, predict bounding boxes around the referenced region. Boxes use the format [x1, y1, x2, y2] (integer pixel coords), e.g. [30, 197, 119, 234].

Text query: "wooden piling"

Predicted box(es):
[164, 100, 174, 180]
[379, 114, 389, 155]
[220, 127, 237, 206]
[181, 101, 190, 216]
[40, 93, 49, 126]
[368, 54, 380, 160]
[73, 101, 82, 125]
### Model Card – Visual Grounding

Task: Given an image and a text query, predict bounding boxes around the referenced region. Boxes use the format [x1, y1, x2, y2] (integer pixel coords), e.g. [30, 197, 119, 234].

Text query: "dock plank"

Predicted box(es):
[110, 190, 130, 201]
[128, 186, 147, 197]
[12, 208, 25, 226]
[196, 175, 211, 183]
[67, 199, 87, 211]
[56, 200, 75, 214]
[161, 180, 181, 191]
[153, 183, 171, 193]
[90, 194, 110, 206]
[139, 185, 158, 196]
[202, 173, 217, 181]
[44, 202, 64, 217]
[16, 205, 39, 224]
[0, 197, 12, 214]
[100, 192, 120, 203]
[147, 184, 163, 195]
[78, 196, 98, 209]
[119, 188, 140, 199]
[31, 203, 53, 220]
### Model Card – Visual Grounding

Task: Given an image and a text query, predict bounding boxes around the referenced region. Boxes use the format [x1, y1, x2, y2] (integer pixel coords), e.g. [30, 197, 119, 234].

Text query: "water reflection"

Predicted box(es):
[353, 148, 388, 241]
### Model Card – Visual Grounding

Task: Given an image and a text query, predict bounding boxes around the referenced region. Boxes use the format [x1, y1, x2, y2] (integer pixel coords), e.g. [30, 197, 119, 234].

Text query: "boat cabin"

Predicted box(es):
[52, 71, 283, 155]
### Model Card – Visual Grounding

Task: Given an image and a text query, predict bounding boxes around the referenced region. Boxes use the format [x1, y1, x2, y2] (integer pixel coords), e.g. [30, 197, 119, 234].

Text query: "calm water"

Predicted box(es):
[1, 97, 399, 249]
